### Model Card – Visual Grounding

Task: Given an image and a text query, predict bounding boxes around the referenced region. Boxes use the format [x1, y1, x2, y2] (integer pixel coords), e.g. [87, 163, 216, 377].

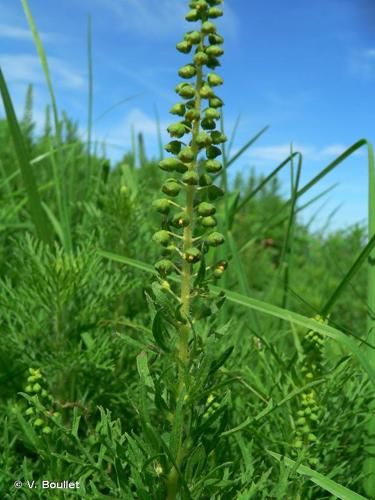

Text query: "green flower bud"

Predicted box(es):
[200, 84, 215, 99]
[206, 45, 224, 57]
[206, 231, 224, 247]
[34, 418, 44, 427]
[179, 147, 195, 163]
[25, 385, 33, 393]
[194, 51, 209, 65]
[178, 64, 197, 79]
[186, 30, 201, 44]
[197, 202, 216, 216]
[308, 433, 317, 442]
[297, 417, 306, 425]
[207, 73, 224, 86]
[206, 145, 221, 158]
[176, 40, 192, 53]
[209, 96, 224, 108]
[162, 180, 181, 197]
[205, 107, 221, 120]
[196, 132, 212, 147]
[167, 122, 188, 138]
[202, 21, 217, 34]
[185, 109, 201, 122]
[176, 83, 196, 99]
[199, 173, 213, 186]
[201, 118, 216, 130]
[170, 103, 186, 116]
[42, 426, 52, 435]
[33, 383, 42, 393]
[153, 230, 171, 246]
[158, 157, 183, 172]
[185, 9, 199, 21]
[211, 131, 227, 144]
[184, 247, 202, 263]
[27, 376, 36, 383]
[153, 198, 171, 214]
[25, 407, 34, 416]
[155, 259, 174, 276]
[208, 33, 224, 44]
[205, 159, 222, 173]
[172, 212, 190, 227]
[208, 7, 223, 18]
[164, 140, 183, 154]
[201, 216, 217, 227]
[182, 171, 199, 185]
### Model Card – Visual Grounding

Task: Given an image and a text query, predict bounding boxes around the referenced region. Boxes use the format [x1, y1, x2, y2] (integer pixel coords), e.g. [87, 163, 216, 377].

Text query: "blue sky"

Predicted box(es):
[0, 0, 374, 231]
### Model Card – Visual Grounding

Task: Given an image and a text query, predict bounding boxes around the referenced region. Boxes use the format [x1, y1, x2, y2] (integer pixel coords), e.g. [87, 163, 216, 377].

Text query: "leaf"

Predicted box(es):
[152, 310, 171, 352]
[267, 451, 367, 500]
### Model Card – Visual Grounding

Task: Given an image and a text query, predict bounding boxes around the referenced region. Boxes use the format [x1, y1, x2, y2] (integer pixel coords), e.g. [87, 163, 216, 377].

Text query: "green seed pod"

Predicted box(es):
[33, 383, 42, 393]
[209, 33, 224, 44]
[167, 122, 188, 138]
[206, 231, 224, 247]
[185, 109, 201, 122]
[25, 407, 34, 416]
[208, 7, 223, 18]
[179, 147, 195, 163]
[182, 171, 199, 185]
[178, 64, 197, 79]
[201, 216, 217, 227]
[194, 51, 209, 66]
[164, 140, 183, 154]
[195, 0, 208, 11]
[196, 132, 212, 147]
[161, 244, 176, 256]
[25, 385, 33, 393]
[297, 417, 306, 425]
[211, 130, 227, 144]
[201, 118, 216, 130]
[199, 173, 213, 186]
[206, 45, 224, 57]
[209, 96, 224, 108]
[176, 83, 196, 99]
[197, 202, 216, 216]
[186, 30, 201, 44]
[42, 426, 52, 434]
[308, 433, 317, 442]
[34, 418, 44, 427]
[184, 247, 202, 263]
[213, 266, 225, 278]
[170, 103, 186, 116]
[205, 159, 222, 173]
[174, 162, 189, 173]
[200, 84, 215, 99]
[206, 57, 221, 69]
[206, 145, 221, 158]
[207, 184, 224, 200]
[152, 198, 171, 214]
[296, 410, 305, 417]
[207, 73, 224, 87]
[158, 157, 183, 172]
[176, 40, 192, 53]
[153, 230, 171, 246]
[172, 212, 190, 227]
[310, 413, 319, 422]
[162, 180, 181, 197]
[185, 9, 199, 21]
[155, 259, 174, 276]
[205, 107, 221, 120]
[207, 0, 223, 4]
[202, 21, 217, 34]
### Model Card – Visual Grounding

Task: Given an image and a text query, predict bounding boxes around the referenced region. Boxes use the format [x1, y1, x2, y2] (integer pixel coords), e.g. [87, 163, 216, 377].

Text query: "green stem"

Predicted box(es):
[166, 37, 204, 500]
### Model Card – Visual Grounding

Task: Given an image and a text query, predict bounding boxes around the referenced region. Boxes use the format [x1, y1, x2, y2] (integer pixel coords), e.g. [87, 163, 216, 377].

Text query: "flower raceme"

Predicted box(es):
[153, 0, 227, 287]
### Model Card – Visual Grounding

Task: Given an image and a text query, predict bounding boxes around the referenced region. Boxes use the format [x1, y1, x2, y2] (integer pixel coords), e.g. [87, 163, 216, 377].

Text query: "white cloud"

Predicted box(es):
[0, 54, 85, 89]
[0, 23, 63, 43]
[348, 48, 375, 79]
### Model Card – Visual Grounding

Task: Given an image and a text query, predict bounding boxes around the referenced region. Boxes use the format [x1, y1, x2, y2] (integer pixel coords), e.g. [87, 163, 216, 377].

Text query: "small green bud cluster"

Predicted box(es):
[154, 0, 227, 285]
[293, 316, 326, 463]
[24, 368, 59, 435]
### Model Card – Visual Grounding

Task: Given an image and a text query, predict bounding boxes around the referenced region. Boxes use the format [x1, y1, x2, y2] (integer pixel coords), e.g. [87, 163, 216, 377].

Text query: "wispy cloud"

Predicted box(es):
[0, 54, 85, 89]
[348, 48, 375, 80]
[0, 23, 61, 43]
[87, 0, 238, 39]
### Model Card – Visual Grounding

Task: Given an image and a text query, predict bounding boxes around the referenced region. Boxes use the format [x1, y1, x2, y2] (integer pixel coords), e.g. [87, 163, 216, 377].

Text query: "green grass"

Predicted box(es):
[0, 0, 374, 498]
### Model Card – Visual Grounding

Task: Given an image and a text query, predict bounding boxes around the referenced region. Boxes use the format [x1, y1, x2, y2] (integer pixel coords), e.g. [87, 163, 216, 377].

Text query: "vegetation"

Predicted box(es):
[0, 0, 374, 498]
